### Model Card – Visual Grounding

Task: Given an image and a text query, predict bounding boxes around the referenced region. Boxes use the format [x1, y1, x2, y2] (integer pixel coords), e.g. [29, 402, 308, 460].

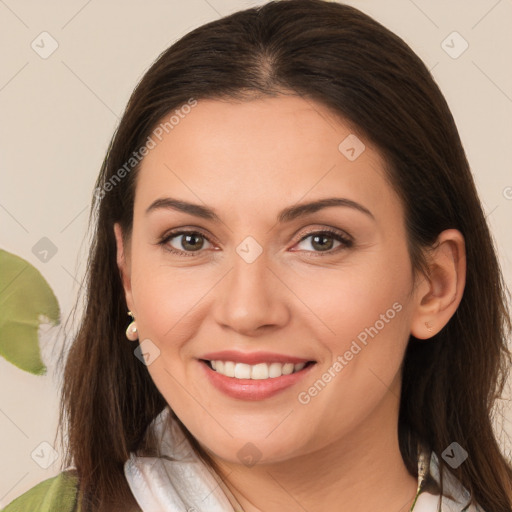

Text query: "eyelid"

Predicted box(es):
[295, 225, 353, 244]
[158, 228, 215, 256]
[158, 225, 353, 256]
[291, 227, 353, 255]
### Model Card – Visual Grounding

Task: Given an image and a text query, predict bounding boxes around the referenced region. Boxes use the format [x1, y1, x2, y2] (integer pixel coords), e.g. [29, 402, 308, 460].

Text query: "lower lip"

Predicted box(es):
[200, 360, 315, 401]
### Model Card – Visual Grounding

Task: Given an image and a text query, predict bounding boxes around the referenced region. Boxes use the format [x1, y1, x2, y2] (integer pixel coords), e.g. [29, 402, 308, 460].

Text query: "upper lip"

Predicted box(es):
[200, 350, 314, 365]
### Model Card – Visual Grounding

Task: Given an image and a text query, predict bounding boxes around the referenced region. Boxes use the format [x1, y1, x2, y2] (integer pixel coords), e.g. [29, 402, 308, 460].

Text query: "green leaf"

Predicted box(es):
[0, 249, 60, 375]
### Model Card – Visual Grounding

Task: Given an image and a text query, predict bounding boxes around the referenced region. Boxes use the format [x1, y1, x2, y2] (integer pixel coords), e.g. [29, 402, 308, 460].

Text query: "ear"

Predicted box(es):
[114, 223, 135, 315]
[410, 229, 466, 340]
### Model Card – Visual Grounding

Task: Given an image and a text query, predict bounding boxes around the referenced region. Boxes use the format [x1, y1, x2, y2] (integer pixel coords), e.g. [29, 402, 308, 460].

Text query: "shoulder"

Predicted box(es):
[1, 470, 79, 512]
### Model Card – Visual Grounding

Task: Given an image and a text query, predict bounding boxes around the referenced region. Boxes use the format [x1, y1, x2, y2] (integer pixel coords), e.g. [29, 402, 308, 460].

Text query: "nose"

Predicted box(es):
[212, 250, 291, 336]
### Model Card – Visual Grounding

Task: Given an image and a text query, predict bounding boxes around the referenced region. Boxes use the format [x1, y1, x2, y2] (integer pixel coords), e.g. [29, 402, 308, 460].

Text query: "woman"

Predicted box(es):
[3, 0, 511, 511]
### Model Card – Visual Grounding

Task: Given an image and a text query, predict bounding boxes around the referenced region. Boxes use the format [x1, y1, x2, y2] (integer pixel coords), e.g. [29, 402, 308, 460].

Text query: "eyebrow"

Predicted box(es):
[145, 197, 375, 223]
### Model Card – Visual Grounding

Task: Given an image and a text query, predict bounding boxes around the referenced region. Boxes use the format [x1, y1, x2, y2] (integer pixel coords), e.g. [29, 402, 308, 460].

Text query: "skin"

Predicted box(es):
[114, 95, 466, 512]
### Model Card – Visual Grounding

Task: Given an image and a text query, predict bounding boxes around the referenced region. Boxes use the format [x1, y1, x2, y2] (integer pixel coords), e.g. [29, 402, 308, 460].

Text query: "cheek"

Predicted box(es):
[291, 246, 413, 424]
[128, 247, 211, 341]
[127, 259, 205, 410]
[127, 251, 220, 401]
[291, 243, 412, 355]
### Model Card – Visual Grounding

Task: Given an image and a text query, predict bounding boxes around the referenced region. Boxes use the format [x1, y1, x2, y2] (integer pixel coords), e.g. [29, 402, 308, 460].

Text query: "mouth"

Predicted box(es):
[198, 351, 317, 400]
[201, 359, 315, 380]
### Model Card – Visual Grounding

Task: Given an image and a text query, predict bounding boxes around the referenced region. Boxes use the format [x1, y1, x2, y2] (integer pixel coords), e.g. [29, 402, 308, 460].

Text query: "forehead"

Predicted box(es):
[133, 96, 401, 225]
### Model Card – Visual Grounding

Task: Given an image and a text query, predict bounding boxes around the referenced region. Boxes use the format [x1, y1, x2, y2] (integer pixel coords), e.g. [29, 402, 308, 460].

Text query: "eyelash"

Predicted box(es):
[158, 228, 353, 258]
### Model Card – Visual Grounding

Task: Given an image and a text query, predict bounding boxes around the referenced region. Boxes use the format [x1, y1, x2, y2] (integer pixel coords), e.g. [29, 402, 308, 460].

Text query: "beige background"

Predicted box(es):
[0, 0, 511, 505]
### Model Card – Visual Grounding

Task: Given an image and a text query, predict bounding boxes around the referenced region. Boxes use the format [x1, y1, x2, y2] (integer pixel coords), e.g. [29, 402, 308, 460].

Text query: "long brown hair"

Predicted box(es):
[59, 1, 512, 510]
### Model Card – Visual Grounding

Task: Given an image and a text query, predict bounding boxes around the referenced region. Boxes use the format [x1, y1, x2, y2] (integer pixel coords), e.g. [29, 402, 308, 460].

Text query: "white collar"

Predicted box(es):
[124, 406, 483, 512]
[124, 406, 241, 511]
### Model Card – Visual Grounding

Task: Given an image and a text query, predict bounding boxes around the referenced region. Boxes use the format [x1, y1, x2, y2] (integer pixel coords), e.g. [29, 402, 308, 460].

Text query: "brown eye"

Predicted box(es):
[310, 233, 336, 251]
[161, 231, 214, 255]
[294, 229, 353, 255]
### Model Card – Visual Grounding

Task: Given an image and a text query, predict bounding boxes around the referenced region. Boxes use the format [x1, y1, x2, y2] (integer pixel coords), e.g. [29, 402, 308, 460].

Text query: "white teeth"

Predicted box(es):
[282, 363, 294, 375]
[209, 360, 309, 379]
[251, 363, 269, 380]
[268, 362, 283, 378]
[234, 363, 251, 379]
[224, 361, 235, 377]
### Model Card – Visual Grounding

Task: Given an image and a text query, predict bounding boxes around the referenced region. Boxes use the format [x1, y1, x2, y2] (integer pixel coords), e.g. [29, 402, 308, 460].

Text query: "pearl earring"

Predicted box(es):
[126, 311, 138, 341]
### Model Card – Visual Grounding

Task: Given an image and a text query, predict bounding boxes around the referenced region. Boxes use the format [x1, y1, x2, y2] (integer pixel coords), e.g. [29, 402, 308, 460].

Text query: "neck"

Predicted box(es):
[213, 379, 419, 512]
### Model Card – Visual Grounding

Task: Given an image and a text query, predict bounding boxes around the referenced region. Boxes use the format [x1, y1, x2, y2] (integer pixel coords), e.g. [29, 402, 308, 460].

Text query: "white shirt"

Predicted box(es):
[124, 406, 484, 512]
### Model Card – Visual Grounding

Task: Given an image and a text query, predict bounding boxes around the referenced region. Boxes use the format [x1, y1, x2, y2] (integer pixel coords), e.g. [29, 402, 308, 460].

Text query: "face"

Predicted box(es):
[115, 95, 421, 465]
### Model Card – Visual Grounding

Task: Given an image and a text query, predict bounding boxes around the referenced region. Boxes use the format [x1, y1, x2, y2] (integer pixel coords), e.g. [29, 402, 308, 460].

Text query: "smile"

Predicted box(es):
[198, 351, 317, 400]
[206, 360, 312, 379]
